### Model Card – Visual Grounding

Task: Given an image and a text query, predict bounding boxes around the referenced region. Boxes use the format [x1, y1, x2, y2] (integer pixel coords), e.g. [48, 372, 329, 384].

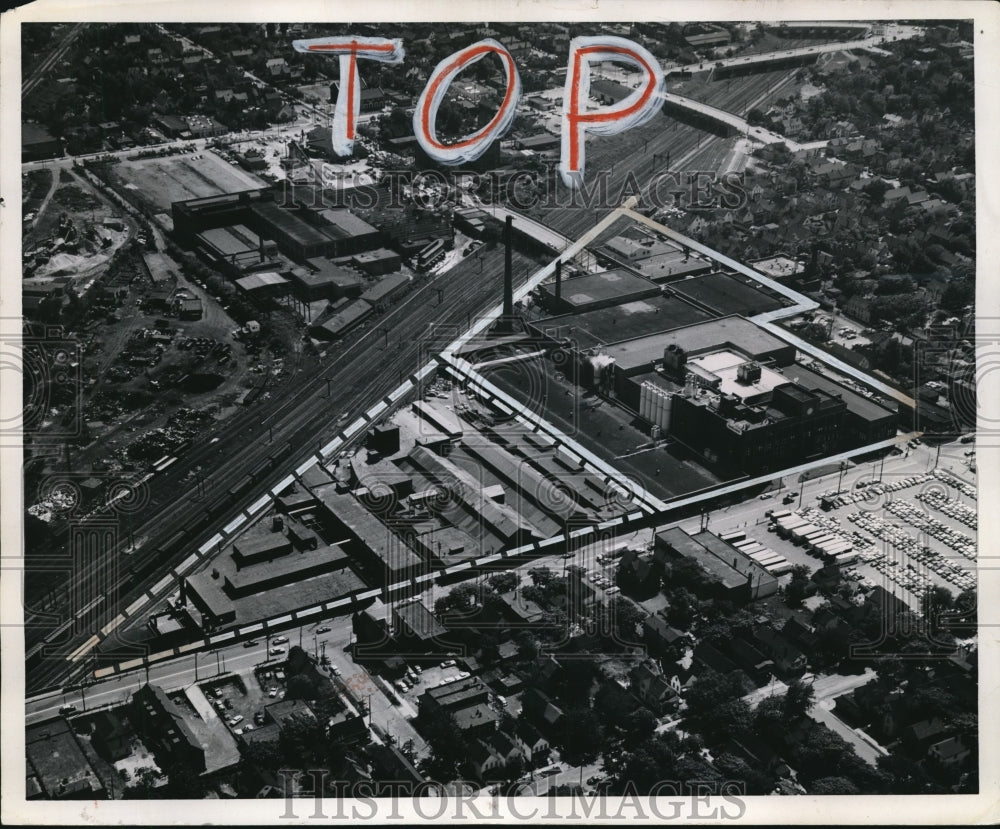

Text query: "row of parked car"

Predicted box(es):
[915, 489, 977, 530]
[884, 500, 976, 560]
[929, 467, 977, 500]
[847, 510, 975, 591]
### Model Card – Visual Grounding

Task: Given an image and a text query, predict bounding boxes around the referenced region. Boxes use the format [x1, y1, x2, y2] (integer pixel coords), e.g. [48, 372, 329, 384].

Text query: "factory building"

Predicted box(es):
[173, 189, 382, 265]
[352, 248, 402, 276]
[536, 268, 661, 314]
[289, 260, 364, 301]
[196, 224, 277, 275]
[312, 484, 424, 583]
[234, 271, 292, 300]
[654, 527, 777, 602]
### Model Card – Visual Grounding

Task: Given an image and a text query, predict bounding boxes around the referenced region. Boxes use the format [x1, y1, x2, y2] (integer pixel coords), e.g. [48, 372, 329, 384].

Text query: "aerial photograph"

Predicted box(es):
[7, 10, 987, 820]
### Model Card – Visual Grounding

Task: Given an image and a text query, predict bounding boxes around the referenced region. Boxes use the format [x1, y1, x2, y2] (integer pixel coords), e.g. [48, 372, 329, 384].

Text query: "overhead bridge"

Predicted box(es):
[659, 91, 809, 152]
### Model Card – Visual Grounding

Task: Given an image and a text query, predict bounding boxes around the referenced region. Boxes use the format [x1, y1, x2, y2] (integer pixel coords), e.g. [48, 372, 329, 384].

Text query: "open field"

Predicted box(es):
[112, 150, 265, 213]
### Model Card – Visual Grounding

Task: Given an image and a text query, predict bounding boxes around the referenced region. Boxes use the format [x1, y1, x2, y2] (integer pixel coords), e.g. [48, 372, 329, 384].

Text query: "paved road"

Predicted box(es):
[811, 701, 887, 766]
[666, 26, 924, 76]
[29, 610, 426, 763]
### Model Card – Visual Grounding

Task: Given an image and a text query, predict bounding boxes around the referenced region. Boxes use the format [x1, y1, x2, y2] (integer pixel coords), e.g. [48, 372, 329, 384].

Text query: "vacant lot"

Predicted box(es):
[113, 151, 265, 213]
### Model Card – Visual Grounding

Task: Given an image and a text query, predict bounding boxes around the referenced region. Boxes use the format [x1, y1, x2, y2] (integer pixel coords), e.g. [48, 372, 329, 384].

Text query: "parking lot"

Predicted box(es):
[701, 439, 978, 614]
[195, 664, 287, 737]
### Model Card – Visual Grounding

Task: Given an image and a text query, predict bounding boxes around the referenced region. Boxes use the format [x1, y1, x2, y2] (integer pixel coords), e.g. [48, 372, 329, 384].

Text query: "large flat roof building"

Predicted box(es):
[392, 598, 448, 645]
[670, 272, 785, 317]
[531, 294, 713, 349]
[249, 202, 338, 261]
[291, 260, 364, 301]
[538, 268, 661, 314]
[312, 484, 424, 583]
[605, 316, 796, 376]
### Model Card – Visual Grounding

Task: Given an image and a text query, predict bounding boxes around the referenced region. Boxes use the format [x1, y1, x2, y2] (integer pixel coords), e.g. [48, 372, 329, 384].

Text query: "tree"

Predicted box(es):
[622, 708, 658, 748]
[528, 566, 556, 588]
[785, 564, 812, 607]
[487, 572, 519, 594]
[552, 707, 605, 765]
[713, 752, 774, 795]
[810, 776, 860, 794]
[663, 586, 698, 630]
[278, 713, 328, 766]
[122, 766, 162, 799]
[419, 709, 469, 782]
[783, 678, 816, 720]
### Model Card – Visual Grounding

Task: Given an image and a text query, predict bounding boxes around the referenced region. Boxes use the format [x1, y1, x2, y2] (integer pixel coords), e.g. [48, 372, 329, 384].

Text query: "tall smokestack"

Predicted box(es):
[555, 260, 562, 301]
[503, 216, 514, 321]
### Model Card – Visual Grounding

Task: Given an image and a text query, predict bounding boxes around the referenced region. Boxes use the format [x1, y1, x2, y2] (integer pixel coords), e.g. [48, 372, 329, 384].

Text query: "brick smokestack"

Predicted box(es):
[503, 216, 514, 320]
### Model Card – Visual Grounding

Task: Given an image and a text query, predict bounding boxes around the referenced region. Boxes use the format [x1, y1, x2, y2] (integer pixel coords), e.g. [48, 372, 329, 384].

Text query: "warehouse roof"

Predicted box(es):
[235, 272, 289, 292]
[605, 316, 792, 373]
[783, 364, 896, 422]
[251, 202, 334, 247]
[657, 527, 748, 591]
[543, 268, 659, 307]
[226, 543, 351, 593]
[394, 599, 448, 641]
[533, 294, 712, 346]
[320, 208, 379, 239]
[312, 484, 423, 573]
[314, 299, 372, 338]
[199, 226, 260, 257]
[360, 272, 410, 304]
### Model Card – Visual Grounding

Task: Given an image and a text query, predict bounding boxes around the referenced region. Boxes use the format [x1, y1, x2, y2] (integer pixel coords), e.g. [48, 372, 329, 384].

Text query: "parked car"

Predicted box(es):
[316, 626, 331, 633]
[228, 715, 244, 726]
[243, 640, 257, 648]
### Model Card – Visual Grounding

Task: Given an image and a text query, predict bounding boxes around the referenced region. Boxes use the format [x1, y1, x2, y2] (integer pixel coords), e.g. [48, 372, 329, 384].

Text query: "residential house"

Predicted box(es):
[629, 662, 680, 715]
[521, 687, 565, 734]
[726, 638, 775, 685]
[265, 57, 288, 77]
[642, 615, 687, 656]
[489, 730, 526, 768]
[928, 735, 970, 767]
[469, 739, 505, 779]
[781, 617, 820, 652]
[89, 711, 132, 762]
[692, 641, 740, 677]
[900, 718, 949, 753]
[752, 626, 807, 676]
[513, 720, 551, 766]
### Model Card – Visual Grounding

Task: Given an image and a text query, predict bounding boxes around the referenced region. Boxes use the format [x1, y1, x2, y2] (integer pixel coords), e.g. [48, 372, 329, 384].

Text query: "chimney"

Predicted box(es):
[554, 259, 562, 301]
[503, 216, 514, 321]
